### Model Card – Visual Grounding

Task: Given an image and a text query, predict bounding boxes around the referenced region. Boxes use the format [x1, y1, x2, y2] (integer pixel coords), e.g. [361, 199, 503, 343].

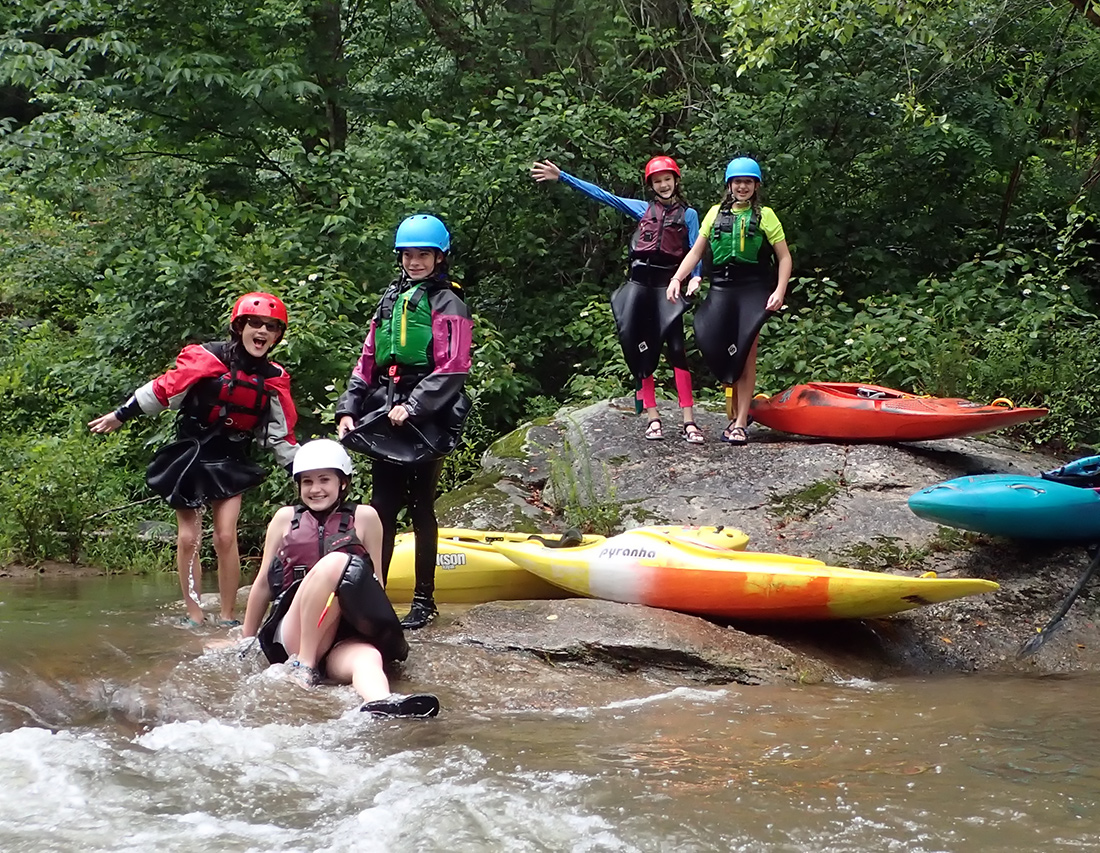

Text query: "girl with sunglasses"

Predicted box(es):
[90, 292, 300, 627]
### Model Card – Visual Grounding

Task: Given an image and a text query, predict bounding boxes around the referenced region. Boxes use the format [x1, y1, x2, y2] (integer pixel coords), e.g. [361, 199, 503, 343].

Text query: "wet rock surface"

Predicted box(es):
[420, 598, 838, 685]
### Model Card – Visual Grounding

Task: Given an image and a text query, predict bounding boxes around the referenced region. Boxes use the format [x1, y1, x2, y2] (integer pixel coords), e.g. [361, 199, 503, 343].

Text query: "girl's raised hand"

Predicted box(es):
[530, 160, 562, 183]
[88, 412, 122, 434]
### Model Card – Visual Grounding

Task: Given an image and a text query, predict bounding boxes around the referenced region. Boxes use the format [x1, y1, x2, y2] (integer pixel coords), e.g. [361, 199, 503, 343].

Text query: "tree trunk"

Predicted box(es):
[307, 0, 348, 152]
[1068, 0, 1100, 28]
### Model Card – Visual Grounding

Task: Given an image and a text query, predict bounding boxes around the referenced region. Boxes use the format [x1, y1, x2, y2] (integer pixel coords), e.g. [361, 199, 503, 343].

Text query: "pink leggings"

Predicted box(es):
[639, 367, 694, 410]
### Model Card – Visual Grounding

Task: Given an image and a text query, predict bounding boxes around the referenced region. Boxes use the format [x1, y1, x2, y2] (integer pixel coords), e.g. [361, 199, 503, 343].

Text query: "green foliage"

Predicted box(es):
[838, 535, 931, 573]
[768, 479, 840, 521]
[548, 427, 623, 535]
[756, 206, 1100, 446]
[0, 430, 155, 564]
[0, 0, 1098, 571]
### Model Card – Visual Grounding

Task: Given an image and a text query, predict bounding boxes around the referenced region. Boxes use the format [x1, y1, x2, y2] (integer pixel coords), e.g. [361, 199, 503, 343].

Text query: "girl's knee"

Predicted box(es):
[211, 526, 238, 555]
[176, 527, 200, 552]
[359, 644, 384, 668]
[302, 553, 347, 587]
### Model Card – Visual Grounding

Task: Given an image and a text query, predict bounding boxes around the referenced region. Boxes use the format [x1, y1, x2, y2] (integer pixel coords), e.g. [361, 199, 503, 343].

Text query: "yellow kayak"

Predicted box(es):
[490, 529, 999, 620]
[385, 525, 750, 603]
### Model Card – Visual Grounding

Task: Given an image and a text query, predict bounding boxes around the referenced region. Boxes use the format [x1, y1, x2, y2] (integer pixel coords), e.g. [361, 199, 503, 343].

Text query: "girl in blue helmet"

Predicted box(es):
[666, 157, 792, 445]
[531, 157, 705, 443]
[336, 214, 473, 630]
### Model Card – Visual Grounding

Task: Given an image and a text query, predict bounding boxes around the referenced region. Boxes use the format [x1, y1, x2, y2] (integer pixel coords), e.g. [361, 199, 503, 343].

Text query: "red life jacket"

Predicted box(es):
[629, 201, 689, 265]
[197, 370, 271, 431]
[268, 503, 366, 599]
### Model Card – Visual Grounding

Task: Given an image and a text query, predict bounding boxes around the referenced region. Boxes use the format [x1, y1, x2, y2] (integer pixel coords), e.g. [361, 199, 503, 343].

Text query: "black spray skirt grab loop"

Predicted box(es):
[692, 277, 774, 386]
[341, 387, 472, 465]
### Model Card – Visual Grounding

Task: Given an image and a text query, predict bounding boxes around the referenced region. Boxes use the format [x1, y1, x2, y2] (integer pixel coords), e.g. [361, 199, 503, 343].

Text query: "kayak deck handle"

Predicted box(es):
[990, 397, 1015, 408]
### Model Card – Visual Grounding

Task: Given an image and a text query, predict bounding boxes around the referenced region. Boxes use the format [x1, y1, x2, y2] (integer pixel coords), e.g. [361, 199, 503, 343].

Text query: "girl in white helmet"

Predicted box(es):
[241, 438, 439, 717]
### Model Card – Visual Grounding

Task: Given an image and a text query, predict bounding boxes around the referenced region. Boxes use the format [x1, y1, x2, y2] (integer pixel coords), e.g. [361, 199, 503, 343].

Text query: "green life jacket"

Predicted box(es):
[710, 206, 769, 266]
[374, 283, 434, 369]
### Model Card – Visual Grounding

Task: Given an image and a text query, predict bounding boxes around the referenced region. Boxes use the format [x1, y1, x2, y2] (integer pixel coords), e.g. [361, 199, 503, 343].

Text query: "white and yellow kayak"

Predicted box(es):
[385, 526, 750, 604]
[490, 529, 999, 620]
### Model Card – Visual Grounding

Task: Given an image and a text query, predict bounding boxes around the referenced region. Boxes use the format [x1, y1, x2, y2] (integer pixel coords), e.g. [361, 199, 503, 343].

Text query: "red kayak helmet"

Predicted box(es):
[230, 292, 288, 345]
[231, 292, 288, 327]
[644, 155, 681, 184]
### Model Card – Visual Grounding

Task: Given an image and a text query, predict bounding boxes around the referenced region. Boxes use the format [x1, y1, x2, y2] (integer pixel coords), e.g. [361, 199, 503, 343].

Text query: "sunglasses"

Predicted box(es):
[243, 317, 284, 333]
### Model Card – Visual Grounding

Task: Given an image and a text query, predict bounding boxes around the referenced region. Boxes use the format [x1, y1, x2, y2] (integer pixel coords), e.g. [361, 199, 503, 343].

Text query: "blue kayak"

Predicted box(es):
[908, 465, 1100, 541]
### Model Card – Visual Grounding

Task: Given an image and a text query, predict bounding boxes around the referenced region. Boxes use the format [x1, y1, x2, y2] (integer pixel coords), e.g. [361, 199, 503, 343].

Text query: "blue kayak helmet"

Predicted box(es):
[394, 214, 450, 253]
[724, 157, 763, 184]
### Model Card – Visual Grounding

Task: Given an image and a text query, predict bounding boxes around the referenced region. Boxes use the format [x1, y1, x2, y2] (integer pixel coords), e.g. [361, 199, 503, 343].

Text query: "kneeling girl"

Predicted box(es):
[242, 439, 439, 717]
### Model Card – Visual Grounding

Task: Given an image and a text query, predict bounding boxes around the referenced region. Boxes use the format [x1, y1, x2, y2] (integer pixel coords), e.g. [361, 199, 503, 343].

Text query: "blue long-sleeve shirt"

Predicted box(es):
[559, 171, 703, 279]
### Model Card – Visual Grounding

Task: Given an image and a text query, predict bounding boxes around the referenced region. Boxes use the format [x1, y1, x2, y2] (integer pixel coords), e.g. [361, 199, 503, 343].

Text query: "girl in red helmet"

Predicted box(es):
[531, 156, 705, 443]
[89, 292, 299, 627]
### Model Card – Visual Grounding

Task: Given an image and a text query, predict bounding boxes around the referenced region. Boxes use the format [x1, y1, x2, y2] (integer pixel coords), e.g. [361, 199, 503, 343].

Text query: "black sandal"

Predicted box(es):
[721, 423, 748, 445]
[644, 419, 664, 441]
[682, 422, 704, 444]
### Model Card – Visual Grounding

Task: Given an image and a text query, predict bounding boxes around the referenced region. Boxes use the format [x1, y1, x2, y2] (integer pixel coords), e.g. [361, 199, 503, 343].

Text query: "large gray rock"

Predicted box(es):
[449, 396, 1100, 675]
[389, 598, 838, 710]
[430, 598, 838, 684]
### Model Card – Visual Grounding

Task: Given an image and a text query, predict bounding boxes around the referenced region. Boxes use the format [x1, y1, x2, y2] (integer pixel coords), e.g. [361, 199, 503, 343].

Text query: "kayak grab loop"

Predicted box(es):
[990, 397, 1015, 408]
[753, 393, 770, 400]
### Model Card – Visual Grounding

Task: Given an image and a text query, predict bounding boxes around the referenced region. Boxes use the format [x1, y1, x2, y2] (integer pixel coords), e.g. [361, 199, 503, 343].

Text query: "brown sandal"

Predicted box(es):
[682, 422, 704, 444]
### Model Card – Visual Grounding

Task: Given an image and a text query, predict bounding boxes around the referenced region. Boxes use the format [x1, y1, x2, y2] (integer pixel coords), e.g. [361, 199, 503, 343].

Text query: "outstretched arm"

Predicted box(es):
[531, 159, 648, 220]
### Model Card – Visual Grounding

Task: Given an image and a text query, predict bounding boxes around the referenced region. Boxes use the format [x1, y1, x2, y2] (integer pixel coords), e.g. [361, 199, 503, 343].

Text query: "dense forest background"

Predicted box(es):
[1, 0, 1098, 565]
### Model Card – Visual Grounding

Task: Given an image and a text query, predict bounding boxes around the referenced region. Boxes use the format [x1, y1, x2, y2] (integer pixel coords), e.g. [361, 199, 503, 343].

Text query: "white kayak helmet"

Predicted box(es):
[292, 439, 354, 479]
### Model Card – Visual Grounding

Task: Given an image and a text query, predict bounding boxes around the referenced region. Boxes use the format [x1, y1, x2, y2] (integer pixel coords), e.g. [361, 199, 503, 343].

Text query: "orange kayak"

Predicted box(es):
[491, 530, 998, 620]
[750, 382, 1046, 442]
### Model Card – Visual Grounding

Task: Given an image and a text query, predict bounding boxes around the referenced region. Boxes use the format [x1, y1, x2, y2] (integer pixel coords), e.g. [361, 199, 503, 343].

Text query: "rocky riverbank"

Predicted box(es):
[417, 396, 1100, 685]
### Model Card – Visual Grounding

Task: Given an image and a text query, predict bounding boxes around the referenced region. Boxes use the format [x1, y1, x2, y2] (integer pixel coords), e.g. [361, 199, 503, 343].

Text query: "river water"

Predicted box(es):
[0, 574, 1097, 852]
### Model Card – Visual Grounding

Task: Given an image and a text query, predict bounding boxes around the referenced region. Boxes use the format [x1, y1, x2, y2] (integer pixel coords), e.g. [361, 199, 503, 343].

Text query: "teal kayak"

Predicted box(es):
[908, 468, 1100, 541]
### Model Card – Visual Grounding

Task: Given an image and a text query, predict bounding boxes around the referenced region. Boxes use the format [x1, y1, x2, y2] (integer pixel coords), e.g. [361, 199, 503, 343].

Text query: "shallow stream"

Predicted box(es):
[0, 575, 1096, 852]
